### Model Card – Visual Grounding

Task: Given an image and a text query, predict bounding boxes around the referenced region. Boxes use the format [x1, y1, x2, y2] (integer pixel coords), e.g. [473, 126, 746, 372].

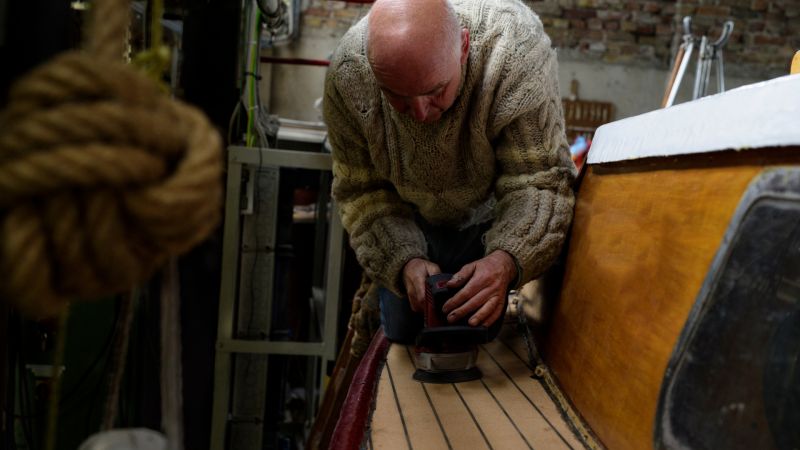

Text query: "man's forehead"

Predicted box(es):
[369, 47, 457, 96]
[378, 79, 449, 98]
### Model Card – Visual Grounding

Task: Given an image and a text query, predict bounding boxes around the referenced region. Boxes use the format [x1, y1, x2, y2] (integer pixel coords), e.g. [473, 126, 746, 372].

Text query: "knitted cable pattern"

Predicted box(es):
[325, 0, 576, 294]
[0, 0, 222, 317]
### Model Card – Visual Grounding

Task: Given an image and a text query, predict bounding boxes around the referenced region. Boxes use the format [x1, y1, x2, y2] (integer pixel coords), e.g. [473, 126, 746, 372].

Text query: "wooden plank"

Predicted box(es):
[484, 340, 584, 450]
[370, 346, 412, 450]
[499, 327, 533, 369]
[496, 331, 601, 449]
[478, 346, 572, 450]
[403, 347, 491, 450]
[377, 344, 450, 450]
[545, 153, 800, 450]
[453, 367, 533, 449]
[370, 329, 596, 450]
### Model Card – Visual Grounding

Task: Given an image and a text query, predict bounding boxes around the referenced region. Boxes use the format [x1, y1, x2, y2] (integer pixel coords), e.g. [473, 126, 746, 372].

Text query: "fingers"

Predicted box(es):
[476, 295, 505, 327]
[426, 260, 442, 275]
[443, 254, 513, 317]
[403, 258, 441, 313]
[407, 273, 427, 313]
[446, 264, 475, 289]
[405, 281, 421, 313]
[441, 254, 511, 326]
[442, 282, 477, 314]
[442, 264, 479, 313]
[445, 286, 492, 323]
[446, 292, 505, 327]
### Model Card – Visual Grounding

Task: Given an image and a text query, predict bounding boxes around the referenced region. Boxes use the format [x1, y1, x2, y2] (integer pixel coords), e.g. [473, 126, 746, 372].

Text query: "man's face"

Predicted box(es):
[370, 29, 469, 124]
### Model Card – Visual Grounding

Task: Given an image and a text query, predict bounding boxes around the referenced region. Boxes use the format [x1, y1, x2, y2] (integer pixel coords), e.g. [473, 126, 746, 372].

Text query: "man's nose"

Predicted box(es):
[408, 97, 429, 122]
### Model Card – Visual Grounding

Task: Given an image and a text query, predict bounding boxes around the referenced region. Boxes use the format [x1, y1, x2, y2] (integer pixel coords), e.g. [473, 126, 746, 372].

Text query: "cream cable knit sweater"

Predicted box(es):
[324, 0, 577, 295]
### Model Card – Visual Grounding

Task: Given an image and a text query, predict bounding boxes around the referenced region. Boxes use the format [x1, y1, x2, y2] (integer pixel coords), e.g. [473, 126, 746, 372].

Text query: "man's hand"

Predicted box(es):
[442, 250, 516, 327]
[402, 258, 442, 313]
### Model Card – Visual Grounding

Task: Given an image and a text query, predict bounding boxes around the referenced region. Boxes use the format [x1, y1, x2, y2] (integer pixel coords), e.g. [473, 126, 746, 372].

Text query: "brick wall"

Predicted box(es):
[300, 1, 371, 38]
[530, 0, 676, 66]
[299, 0, 797, 77]
[531, 0, 798, 77]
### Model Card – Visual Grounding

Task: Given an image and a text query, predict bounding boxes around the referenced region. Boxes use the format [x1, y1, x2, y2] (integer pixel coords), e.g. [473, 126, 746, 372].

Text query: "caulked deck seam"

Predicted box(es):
[404, 346, 454, 450]
[479, 377, 535, 450]
[486, 341, 576, 450]
[386, 362, 414, 450]
[370, 328, 589, 450]
[453, 383, 494, 450]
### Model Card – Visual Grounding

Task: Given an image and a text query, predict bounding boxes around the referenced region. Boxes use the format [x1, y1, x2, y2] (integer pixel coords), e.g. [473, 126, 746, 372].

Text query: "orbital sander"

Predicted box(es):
[412, 273, 489, 383]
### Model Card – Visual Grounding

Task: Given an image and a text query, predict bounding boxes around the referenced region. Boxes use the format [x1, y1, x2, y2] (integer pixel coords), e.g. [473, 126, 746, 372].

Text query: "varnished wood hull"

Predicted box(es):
[544, 149, 800, 450]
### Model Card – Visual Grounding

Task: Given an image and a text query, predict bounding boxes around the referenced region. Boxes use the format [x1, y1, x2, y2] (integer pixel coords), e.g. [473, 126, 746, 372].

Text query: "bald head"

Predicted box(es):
[366, 0, 469, 123]
[368, 0, 461, 68]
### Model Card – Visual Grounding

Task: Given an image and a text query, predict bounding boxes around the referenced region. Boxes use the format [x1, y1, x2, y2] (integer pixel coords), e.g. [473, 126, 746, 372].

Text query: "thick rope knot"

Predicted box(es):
[0, 52, 223, 316]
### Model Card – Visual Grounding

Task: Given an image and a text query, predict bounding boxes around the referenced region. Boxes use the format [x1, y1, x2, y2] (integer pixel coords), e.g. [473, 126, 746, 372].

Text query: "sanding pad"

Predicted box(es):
[413, 367, 482, 384]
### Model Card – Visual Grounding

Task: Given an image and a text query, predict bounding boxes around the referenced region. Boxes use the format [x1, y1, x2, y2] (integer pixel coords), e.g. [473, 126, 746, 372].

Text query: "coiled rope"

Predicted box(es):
[0, 0, 222, 317]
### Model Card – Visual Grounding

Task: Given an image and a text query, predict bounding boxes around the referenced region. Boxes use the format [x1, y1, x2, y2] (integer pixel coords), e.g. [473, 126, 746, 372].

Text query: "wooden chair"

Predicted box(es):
[562, 80, 614, 144]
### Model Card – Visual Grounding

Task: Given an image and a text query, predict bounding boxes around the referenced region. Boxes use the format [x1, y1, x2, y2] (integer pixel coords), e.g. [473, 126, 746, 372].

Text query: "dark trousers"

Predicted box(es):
[379, 220, 507, 344]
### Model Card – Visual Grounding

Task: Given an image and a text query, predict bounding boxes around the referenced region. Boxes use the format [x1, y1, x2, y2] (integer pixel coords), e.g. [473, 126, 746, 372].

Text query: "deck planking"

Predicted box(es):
[369, 326, 586, 450]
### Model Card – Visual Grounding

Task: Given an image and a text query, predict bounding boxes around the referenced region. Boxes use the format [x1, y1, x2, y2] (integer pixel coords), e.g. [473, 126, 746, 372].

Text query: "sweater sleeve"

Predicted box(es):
[483, 31, 577, 287]
[324, 66, 427, 295]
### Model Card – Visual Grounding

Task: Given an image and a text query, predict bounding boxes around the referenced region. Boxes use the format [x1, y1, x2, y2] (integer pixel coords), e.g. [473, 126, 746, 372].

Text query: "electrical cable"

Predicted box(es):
[229, 1, 281, 148]
[228, 96, 247, 148]
[244, 5, 261, 147]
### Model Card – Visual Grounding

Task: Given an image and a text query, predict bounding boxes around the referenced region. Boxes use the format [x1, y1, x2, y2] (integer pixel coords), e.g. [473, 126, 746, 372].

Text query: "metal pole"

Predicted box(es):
[693, 36, 708, 100]
[700, 45, 712, 98]
[210, 157, 244, 450]
[712, 21, 734, 95]
[317, 204, 345, 413]
[666, 40, 693, 107]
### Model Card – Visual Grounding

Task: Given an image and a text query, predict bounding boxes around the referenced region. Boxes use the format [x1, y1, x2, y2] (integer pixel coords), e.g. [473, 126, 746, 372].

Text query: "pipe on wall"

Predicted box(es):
[260, 56, 329, 66]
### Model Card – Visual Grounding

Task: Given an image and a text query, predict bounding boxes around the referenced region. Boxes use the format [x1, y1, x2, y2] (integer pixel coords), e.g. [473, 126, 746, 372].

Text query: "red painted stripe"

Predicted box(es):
[330, 328, 390, 450]
[259, 56, 330, 66]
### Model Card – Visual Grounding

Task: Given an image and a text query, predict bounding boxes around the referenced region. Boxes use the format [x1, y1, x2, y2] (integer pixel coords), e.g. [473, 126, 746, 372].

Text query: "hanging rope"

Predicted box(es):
[131, 0, 172, 87]
[44, 308, 70, 450]
[161, 259, 184, 450]
[101, 291, 137, 431]
[0, 0, 223, 317]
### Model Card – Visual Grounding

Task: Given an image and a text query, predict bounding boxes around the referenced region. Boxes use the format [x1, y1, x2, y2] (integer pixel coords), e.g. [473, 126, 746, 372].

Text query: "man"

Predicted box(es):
[324, 0, 576, 343]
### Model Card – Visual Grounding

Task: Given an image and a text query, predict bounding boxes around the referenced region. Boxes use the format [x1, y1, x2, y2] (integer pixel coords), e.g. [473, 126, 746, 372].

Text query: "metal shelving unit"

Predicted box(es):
[209, 146, 344, 450]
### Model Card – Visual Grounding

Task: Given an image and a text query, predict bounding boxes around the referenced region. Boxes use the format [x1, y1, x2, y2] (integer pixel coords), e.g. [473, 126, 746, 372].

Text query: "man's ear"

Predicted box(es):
[460, 28, 470, 65]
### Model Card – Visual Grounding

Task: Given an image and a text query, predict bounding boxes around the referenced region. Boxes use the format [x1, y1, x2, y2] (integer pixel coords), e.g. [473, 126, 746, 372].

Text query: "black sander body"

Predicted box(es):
[412, 273, 489, 383]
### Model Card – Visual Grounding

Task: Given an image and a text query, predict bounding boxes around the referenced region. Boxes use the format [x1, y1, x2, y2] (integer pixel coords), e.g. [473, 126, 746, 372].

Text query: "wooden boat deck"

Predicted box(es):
[367, 325, 588, 450]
